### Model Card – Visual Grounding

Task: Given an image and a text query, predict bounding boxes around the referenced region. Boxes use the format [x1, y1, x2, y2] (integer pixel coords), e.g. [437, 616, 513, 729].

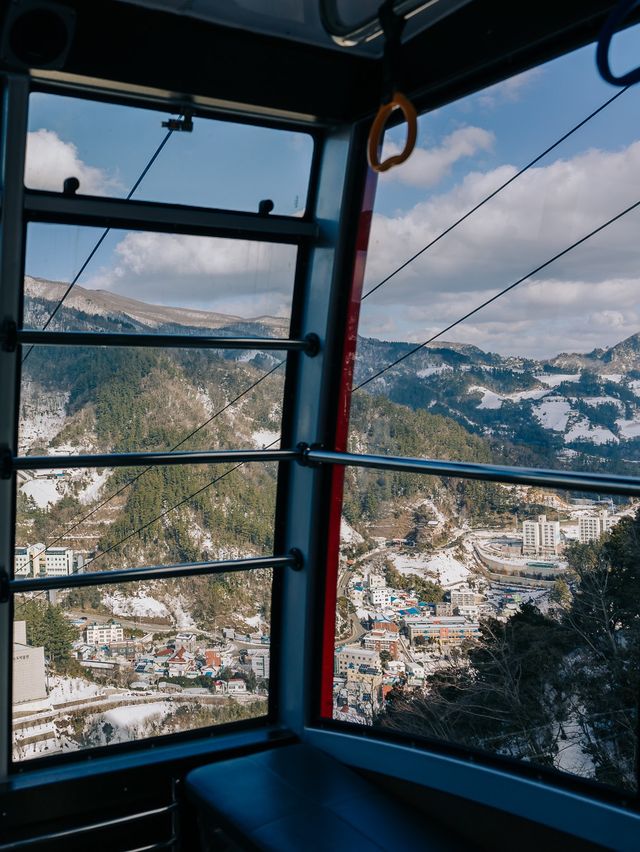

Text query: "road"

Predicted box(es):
[66, 609, 174, 634]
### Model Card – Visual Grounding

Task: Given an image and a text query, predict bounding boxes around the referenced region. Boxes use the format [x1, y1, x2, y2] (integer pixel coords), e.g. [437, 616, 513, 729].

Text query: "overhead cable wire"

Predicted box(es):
[21, 126, 175, 365]
[354, 196, 640, 390]
[362, 86, 630, 302]
[28, 195, 640, 586]
[76, 438, 281, 572]
[21, 360, 286, 594]
[27, 359, 285, 557]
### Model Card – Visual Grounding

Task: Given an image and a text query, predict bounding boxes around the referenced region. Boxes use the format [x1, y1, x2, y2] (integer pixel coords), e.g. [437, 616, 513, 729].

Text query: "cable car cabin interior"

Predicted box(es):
[2, 0, 640, 849]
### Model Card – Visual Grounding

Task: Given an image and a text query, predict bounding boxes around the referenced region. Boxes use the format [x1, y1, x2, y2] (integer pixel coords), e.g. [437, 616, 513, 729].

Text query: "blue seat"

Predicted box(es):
[185, 742, 470, 851]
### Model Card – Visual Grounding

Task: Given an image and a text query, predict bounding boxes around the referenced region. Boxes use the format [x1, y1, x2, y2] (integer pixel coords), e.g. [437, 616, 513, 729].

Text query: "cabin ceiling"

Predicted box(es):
[0, 0, 630, 123]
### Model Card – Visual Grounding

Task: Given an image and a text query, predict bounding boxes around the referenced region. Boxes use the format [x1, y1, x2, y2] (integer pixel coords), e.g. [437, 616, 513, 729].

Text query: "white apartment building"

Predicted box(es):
[250, 648, 270, 680]
[368, 574, 386, 590]
[450, 590, 476, 608]
[14, 544, 81, 578]
[579, 510, 618, 543]
[522, 515, 561, 556]
[335, 645, 380, 675]
[12, 621, 47, 704]
[85, 621, 124, 646]
[370, 587, 392, 607]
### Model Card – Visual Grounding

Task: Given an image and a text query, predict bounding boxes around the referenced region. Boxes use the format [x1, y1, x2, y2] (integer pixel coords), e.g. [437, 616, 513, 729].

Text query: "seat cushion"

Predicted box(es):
[185, 742, 470, 851]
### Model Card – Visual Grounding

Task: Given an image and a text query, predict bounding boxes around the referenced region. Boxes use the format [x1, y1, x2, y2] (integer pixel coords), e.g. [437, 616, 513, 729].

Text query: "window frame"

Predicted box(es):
[0, 72, 324, 772]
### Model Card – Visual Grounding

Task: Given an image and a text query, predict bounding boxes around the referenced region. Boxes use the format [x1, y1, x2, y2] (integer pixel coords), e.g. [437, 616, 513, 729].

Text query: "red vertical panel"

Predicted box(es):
[319, 167, 378, 718]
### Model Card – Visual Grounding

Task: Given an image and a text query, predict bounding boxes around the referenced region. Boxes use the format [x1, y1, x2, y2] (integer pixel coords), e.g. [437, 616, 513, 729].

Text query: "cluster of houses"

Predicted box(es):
[73, 621, 270, 694]
[333, 571, 487, 723]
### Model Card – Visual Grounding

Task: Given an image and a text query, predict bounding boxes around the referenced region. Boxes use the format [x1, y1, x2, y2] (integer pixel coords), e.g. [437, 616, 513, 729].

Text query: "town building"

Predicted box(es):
[406, 617, 480, 647]
[14, 544, 82, 578]
[450, 589, 480, 618]
[579, 510, 618, 543]
[12, 622, 47, 704]
[367, 574, 386, 590]
[362, 629, 399, 658]
[167, 647, 194, 677]
[249, 648, 270, 680]
[370, 587, 392, 607]
[85, 621, 124, 646]
[227, 678, 247, 694]
[522, 515, 561, 556]
[334, 645, 381, 676]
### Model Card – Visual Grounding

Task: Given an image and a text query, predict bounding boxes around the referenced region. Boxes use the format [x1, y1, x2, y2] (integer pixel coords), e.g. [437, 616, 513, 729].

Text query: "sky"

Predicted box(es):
[24, 23, 640, 358]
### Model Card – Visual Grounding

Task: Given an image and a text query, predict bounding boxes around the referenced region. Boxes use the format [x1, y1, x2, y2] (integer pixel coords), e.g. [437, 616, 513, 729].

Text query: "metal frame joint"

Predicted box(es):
[296, 442, 324, 467]
[288, 547, 304, 571]
[304, 333, 321, 357]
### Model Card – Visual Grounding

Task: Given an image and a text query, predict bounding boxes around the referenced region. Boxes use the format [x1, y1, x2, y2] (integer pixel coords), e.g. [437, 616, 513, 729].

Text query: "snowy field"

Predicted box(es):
[390, 550, 469, 587]
[102, 588, 170, 619]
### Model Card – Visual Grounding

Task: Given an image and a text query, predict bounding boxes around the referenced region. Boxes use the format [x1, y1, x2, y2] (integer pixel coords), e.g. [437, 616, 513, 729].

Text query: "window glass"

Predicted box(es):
[354, 26, 640, 477]
[19, 344, 285, 456]
[336, 32, 640, 795]
[24, 224, 297, 332]
[26, 93, 313, 215]
[337, 471, 638, 792]
[15, 461, 279, 576]
[12, 573, 271, 761]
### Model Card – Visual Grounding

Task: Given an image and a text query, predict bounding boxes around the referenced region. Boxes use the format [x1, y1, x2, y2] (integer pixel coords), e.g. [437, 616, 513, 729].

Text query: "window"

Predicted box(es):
[328, 32, 640, 796]
[26, 93, 313, 215]
[7, 84, 313, 763]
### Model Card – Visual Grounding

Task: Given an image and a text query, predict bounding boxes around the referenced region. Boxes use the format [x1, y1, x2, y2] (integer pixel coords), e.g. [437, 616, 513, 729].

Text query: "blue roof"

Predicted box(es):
[399, 607, 420, 615]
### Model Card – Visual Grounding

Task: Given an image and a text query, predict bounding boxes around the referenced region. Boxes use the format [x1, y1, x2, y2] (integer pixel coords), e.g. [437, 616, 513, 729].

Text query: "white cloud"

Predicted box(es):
[381, 126, 494, 187]
[25, 129, 119, 195]
[87, 231, 296, 318]
[360, 141, 640, 357]
[477, 67, 544, 109]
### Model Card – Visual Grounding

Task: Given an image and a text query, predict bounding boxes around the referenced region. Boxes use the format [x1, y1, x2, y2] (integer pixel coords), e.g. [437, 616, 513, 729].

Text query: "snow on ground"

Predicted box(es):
[470, 386, 503, 410]
[603, 374, 623, 383]
[243, 614, 262, 629]
[534, 373, 580, 387]
[18, 386, 68, 452]
[48, 676, 105, 704]
[580, 396, 623, 409]
[629, 380, 640, 396]
[78, 469, 111, 505]
[20, 477, 63, 508]
[616, 417, 640, 439]
[341, 517, 364, 545]
[533, 397, 572, 431]
[252, 429, 280, 448]
[564, 419, 618, 444]
[102, 589, 170, 619]
[390, 550, 469, 587]
[471, 385, 550, 410]
[416, 364, 452, 377]
[165, 595, 196, 629]
[101, 702, 173, 735]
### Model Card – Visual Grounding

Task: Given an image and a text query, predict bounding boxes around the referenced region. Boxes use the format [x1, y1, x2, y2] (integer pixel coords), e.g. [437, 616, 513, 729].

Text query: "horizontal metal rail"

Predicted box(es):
[8, 447, 293, 474]
[304, 448, 640, 496]
[24, 190, 318, 243]
[0, 803, 176, 850]
[11, 552, 300, 592]
[13, 329, 318, 354]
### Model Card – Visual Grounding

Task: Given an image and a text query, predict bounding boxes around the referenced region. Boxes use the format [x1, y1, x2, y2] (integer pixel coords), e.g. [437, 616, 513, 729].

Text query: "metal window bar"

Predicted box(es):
[7, 447, 296, 474]
[24, 191, 319, 244]
[0, 74, 29, 782]
[10, 329, 319, 353]
[302, 447, 640, 497]
[0, 803, 177, 851]
[10, 552, 300, 594]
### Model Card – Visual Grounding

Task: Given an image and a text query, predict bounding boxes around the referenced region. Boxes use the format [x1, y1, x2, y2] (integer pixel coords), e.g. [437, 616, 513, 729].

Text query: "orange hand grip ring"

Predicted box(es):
[367, 91, 417, 173]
